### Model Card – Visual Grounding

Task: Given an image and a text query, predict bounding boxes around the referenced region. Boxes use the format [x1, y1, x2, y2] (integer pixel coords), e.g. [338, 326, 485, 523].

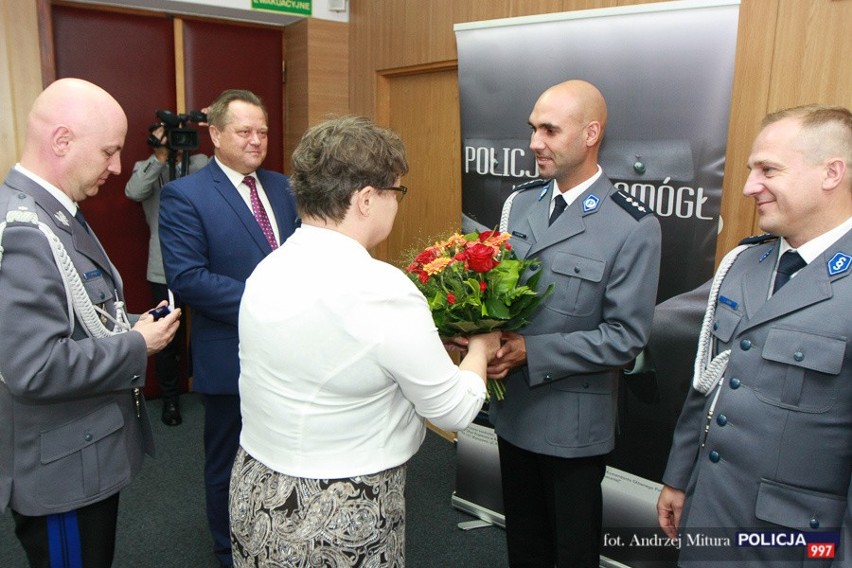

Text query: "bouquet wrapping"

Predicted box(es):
[405, 230, 552, 399]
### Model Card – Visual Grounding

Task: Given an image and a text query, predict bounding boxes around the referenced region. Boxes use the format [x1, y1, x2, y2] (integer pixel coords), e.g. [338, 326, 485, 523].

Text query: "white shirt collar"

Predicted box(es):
[215, 156, 257, 190]
[779, 215, 852, 265]
[551, 165, 603, 207]
[14, 163, 78, 215]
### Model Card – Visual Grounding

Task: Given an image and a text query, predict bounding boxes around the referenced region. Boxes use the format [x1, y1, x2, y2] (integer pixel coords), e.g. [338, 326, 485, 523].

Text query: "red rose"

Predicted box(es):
[447, 293, 456, 304]
[466, 243, 499, 273]
[418, 271, 429, 284]
[479, 281, 487, 292]
[478, 230, 498, 242]
[415, 248, 438, 266]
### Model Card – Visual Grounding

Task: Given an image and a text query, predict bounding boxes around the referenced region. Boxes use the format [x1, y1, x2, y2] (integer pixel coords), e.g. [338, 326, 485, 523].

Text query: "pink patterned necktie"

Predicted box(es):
[243, 175, 278, 250]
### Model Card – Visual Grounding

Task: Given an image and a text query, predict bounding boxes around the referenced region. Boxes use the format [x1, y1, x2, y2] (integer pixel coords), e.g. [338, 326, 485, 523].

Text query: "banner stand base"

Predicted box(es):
[451, 493, 638, 568]
[451, 493, 505, 528]
[457, 519, 493, 531]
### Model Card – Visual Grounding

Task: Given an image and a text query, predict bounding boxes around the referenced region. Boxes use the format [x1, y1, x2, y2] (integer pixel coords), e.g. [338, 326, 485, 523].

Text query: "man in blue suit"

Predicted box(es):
[159, 89, 298, 567]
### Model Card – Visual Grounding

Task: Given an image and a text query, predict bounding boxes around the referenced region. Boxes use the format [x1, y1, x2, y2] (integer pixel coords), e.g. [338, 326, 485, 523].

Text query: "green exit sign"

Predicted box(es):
[251, 0, 312, 17]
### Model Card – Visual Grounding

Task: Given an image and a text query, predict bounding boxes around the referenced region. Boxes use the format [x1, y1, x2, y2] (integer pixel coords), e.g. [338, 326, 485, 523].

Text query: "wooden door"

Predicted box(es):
[375, 65, 461, 268]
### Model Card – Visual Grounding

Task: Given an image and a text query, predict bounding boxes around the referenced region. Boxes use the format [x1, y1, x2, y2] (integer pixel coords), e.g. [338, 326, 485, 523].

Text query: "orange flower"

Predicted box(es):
[424, 256, 453, 275]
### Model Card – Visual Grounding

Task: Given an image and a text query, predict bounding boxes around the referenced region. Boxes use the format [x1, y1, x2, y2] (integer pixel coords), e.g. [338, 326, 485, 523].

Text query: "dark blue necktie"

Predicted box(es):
[772, 250, 806, 293]
[74, 208, 90, 233]
[549, 196, 567, 226]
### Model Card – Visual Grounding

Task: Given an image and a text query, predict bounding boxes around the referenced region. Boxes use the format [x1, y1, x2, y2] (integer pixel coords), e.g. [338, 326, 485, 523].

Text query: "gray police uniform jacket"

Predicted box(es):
[663, 232, 852, 567]
[490, 175, 662, 458]
[0, 168, 152, 516]
[125, 153, 209, 284]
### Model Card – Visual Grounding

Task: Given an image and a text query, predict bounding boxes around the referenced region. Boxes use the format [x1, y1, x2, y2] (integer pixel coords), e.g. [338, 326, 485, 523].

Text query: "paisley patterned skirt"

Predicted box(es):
[229, 446, 407, 567]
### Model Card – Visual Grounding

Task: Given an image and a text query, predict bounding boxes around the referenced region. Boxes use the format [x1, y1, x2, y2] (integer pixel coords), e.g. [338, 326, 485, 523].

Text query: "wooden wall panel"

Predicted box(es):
[284, 19, 309, 174]
[376, 67, 462, 266]
[304, 20, 349, 125]
[182, 19, 284, 171]
[0, 0, 43, 173]
[283, 19, 348, 174]
[714, 0, 778, 261]
[771, 0, 852, 109]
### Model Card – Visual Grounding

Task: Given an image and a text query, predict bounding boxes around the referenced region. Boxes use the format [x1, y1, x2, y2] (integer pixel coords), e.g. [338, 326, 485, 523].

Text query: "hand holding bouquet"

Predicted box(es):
[405, 230, 552, 399]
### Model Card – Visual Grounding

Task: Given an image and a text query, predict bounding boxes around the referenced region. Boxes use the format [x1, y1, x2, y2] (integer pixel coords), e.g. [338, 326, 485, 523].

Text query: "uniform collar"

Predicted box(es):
[550, 165, 603, 207]
[780, 215, 852, 265]
[14, 163, 77, 216]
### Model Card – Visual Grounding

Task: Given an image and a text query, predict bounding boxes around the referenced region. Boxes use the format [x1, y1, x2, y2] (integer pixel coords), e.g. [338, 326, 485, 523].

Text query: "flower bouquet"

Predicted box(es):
[404, 230, 552, 399]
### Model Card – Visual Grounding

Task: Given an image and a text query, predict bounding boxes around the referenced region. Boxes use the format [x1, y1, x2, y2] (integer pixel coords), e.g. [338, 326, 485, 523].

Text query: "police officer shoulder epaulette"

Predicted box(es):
[500, 179, 551, 232]
[5, 192, 40, 227]
[738, 233, 777, 246]
[611, 190, 652, 221]
[512, 178, 550, 194]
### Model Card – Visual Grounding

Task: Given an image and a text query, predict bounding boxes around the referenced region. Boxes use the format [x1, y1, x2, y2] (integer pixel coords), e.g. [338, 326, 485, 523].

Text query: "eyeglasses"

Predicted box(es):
[380, 185, 408, 203]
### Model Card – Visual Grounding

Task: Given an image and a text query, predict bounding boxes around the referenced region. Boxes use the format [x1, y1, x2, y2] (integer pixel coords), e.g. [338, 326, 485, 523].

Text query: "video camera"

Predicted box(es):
[147, 109, 207, 152]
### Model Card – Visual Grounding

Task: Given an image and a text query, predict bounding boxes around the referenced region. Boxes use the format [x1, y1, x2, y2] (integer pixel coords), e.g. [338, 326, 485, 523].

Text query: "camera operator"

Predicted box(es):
[125, 112, 209, 426]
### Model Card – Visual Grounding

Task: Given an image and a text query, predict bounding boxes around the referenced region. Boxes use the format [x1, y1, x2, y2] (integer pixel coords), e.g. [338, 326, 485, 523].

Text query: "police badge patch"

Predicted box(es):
[582, 194, 600, 213]
[827, 252, 851, 277]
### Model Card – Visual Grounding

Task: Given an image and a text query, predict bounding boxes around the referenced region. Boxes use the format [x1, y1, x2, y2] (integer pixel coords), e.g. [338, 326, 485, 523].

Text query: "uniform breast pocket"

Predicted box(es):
[508, 235, 532, 260]
[547, 252, 606, 317]
[82, 270, 115, 305]
[38, 403, 129, 507]
[546, 376, 615, 448]
[754, 327, 845, 412]
[711, 301, 742, 343]
[755, 478, 846, 530]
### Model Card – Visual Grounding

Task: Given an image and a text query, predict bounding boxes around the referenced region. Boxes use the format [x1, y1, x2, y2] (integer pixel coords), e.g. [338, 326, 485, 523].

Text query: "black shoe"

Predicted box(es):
[161, 399, 182, 426]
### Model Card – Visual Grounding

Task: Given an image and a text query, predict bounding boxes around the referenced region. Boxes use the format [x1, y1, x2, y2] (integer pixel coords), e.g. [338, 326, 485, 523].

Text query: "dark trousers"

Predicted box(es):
[498, 436, 607, 568]
[12, 494, 120, 568]
[151, 282, 183, 401]
[202, 393, 241, 566]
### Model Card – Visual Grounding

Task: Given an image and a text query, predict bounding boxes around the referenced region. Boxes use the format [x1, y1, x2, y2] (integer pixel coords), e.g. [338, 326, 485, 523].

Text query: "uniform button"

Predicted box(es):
[716, 414, 727, 426]
[530, 264, 539, 271]
[713, 321, 719, 331]
[574, 266, 580, 273]
[793, 351, 804, 362]
[544, 375, 552, 382]
[99, 291, 106, 300]
[729, 377, 741, 389]
[84, 433, 93, 442]
[709, 450, 720, 463]
[740, 339, 752, 350]
[810, 518, 820, 529]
